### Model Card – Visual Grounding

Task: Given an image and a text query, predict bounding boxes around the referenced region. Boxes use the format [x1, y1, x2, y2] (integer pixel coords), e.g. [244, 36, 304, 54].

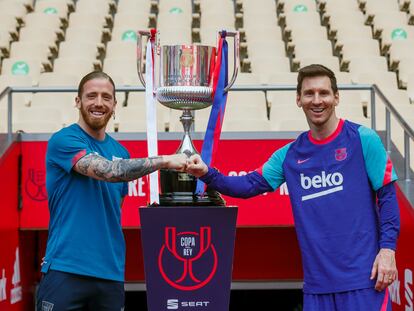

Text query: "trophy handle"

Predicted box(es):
[219, 31, 240, 93]
[137, 30, 158, 87]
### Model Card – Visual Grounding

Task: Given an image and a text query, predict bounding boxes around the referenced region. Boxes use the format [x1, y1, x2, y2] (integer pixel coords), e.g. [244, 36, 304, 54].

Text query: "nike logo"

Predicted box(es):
[297, 158, 310, 164]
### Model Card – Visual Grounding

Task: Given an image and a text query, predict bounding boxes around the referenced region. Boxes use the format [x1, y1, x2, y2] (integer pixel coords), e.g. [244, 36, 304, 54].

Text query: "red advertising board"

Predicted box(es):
[0, 143, 23, 310]
[19, 138, 295, 229]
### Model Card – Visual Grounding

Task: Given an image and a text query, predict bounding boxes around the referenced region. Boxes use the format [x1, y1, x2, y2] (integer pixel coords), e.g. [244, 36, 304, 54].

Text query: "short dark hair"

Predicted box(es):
[77, 71, 116, 99]
[297, 64, 338, 95]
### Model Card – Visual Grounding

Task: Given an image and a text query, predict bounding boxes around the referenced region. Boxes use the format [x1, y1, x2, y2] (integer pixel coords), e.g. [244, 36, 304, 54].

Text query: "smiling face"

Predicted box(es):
[297, 75, 339, 130]
[75, 78, 116, 133]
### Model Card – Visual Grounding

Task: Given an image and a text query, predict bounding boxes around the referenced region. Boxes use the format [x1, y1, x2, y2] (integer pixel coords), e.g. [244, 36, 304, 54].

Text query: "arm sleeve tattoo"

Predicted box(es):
[74, 153, 164, 182]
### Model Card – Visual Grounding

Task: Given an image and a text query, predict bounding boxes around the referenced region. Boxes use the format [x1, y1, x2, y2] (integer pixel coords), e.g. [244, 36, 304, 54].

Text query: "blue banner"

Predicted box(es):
[196, 34, 229, 195]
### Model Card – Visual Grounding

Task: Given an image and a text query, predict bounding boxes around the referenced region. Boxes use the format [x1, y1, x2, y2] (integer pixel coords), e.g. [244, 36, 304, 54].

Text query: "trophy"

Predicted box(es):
[137, 30, 239, 206]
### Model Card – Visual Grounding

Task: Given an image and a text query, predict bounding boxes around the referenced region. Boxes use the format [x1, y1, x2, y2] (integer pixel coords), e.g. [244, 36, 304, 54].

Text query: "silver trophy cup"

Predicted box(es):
[137, 30, 239, 205]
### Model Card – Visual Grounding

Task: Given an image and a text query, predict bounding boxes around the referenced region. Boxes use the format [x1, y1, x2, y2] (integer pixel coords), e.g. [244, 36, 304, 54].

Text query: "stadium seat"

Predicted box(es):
[325, 11, 366, 36]
[34, 0, 74, 19]
[225, 91, 268, 120]
[286, 26, 328, 42]
[267, 91, 298, 114]
[376, 25, 414, 52]
[103, 59, 140, 81]
[53, 58, 97, 79]
[64, 27, 107, 45]
[18, 26, 62, 49]
[280, 11, 321, 29]
[320, 0, 360, 14]
[248, 40, 286, 60]
[364, 0, 401, 20]
[353, 71, 399, 91]
[0, 1, 29, 21]
[271, 117, 309, 131]
[9, 42, 52, 62]
[398, 58, 414, 88]
[222, 119, 272, 131]
[13, 106, 63, 130]
[338, 39, 381, 62]
[105, 41, 136, 61]
[13, 121, 63, 133]
[289, 40, 333, 59]
[157, 0, 192, 15]
[1, 58, 47, 84]
[112, 13, 150, 41]
[333, 26, 373, 45]
[388, 39, 414, 70]
[278, 0, 318, 13]
[75, 0, 114, 16]
[68, 12, 111, 29]
[294, 56, 341, 72]
[233, 73, 262, 85]
[23, 12, 64, 30]
[115, 105, 168, 132]
[264, 72, 298, 85]
[200, 12, 235, 30]
[244, 12, 278, 31]
[347, 56, 389, 77]
[58, 41, 99, 60]
[247, 55, 291, 74]
[116, 0, 152, 14]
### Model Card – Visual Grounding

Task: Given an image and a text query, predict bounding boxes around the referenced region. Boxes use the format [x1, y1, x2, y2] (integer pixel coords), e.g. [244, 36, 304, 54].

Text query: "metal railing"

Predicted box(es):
[0, 84, 413, 180]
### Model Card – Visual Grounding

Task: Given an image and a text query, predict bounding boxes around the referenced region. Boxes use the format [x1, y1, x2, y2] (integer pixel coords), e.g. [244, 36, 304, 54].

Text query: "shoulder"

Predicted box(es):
[48, 124, 88, 150]
[50, 123, 82, 140]
[356, 124, 378, 139]
[106, 134, 130, 158]
[270, 141, 294, 162]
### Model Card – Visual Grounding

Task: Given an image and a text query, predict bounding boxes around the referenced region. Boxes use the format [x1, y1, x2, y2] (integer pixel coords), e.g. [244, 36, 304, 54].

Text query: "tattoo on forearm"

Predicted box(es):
[75, 154, 164, 182]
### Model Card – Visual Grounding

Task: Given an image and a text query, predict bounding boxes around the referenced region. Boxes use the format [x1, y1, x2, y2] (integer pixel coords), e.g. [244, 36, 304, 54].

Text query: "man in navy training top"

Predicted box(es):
[186, 64, 400, 311]
[37, 71, 188, 310]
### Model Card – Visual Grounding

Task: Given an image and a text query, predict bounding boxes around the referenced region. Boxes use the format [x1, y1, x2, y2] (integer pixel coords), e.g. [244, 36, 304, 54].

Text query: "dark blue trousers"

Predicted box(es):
[36, 270, 124, 311]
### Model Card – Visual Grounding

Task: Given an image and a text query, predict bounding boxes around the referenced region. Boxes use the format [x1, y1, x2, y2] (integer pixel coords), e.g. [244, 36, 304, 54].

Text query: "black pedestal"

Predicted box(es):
[140, 206, 238, 311]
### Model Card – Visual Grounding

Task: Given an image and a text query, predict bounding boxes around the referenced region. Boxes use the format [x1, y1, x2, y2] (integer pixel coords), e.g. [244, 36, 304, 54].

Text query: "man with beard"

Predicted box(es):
[36, 71, 188, 310]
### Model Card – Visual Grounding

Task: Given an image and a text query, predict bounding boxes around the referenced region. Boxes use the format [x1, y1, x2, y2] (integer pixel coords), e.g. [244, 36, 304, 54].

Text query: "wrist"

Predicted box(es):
[160, 155, 170, 169]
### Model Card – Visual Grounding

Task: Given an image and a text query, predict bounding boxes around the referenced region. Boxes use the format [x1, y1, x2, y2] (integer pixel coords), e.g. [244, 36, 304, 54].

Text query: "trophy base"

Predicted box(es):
[159, 190, 225, 207]
[159, 169, 225, 206]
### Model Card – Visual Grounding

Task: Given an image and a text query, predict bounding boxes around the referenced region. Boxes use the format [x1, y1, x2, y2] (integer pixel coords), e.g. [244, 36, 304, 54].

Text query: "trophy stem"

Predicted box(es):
[176, 109, 197, 156]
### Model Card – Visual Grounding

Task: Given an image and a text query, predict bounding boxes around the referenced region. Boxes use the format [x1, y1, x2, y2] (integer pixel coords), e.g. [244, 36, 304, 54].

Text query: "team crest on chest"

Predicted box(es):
[334, 148, 347, 161]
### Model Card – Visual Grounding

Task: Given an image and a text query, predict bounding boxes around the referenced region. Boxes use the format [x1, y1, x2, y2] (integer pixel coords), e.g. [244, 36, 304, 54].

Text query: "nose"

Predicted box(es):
[94, 95, 104, 107]
[312, 93, 322, 104]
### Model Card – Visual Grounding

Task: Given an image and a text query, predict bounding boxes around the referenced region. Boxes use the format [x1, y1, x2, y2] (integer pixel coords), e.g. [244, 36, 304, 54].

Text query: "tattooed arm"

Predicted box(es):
[74, 153, 188, 182]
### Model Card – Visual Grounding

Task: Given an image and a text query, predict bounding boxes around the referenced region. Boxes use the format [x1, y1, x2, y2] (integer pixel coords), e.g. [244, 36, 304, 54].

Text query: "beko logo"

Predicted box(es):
[167, 299, 210, 309]
[300, 171, 344, 201]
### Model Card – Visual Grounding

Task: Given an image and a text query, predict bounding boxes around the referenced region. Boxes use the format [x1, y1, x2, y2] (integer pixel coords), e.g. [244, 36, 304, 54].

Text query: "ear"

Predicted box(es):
[75, 96, 81, 109]
[334, 92, 339, 106]
[296, 94, 302, 108]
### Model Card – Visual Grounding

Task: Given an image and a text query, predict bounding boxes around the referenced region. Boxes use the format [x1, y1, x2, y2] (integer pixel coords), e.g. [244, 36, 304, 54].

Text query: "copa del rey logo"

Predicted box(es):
[158, 227, 218, 291]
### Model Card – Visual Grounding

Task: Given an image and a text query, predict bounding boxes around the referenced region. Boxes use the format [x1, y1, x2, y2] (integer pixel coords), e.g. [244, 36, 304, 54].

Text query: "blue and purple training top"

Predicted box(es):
[201, 119, 400, 294]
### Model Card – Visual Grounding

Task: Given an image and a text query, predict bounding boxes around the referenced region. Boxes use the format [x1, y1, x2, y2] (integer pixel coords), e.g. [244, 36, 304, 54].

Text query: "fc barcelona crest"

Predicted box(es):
[335, 148, 347, 161]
